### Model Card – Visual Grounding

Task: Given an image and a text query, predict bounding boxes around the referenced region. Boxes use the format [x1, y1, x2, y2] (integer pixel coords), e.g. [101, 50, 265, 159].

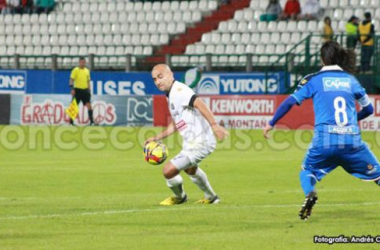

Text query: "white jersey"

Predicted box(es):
[167, 81, 216, 148]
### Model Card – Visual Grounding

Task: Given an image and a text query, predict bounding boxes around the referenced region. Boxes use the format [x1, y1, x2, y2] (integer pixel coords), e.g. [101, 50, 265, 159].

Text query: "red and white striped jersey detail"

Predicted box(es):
[176, 120, 187, 131]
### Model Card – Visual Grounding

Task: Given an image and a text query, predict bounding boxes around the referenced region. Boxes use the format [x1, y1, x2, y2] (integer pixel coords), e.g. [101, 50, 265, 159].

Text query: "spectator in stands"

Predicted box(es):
[346, 15, 359, 49]
[20, 0, 34, 14]
[0, 0, 6, 13]
[278, 0, 300, 21]
[35, 0, 54, 14]
[2, 0, 20, 14]
[322, 16, 333, 42]
[260, 0, 282, 22]
[358, 12, 375, 73]
[297, 0, 320, 20]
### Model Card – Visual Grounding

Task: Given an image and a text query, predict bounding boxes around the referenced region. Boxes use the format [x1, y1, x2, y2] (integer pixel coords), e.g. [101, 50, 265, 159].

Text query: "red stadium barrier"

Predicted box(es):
[153, 95, 314, 129]
[153, 95, 380, 131]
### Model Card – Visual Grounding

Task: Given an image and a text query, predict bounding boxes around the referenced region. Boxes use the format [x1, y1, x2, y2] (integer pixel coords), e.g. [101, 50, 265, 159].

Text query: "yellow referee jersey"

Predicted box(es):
[70, 67, 90, 89]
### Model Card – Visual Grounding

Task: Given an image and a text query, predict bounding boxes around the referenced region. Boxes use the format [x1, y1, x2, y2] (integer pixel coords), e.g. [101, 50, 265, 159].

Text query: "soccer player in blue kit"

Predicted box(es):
[263, 41, 380, 220]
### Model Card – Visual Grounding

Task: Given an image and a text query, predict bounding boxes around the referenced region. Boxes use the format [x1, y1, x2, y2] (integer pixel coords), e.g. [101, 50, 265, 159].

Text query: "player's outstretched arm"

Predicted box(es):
[264, 96, 297, 139]
[357, 103, 374, 121]
[145, 120, 177, 144]
[193, 98, 229, 141]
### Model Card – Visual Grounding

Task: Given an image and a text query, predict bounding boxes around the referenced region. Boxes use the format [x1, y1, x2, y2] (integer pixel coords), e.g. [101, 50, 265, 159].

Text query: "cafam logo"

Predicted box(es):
[197, 76, 220, 95]
[323, 77, 351, 90]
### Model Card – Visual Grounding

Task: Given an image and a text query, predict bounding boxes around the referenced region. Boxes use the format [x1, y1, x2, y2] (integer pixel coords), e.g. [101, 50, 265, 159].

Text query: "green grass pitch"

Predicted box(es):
[1, 126, 380, 249]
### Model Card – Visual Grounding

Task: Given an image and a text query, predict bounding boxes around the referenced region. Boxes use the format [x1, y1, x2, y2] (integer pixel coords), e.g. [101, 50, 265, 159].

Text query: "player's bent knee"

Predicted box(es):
[184, 166, 198, 175]
[163, 162, 179, 179]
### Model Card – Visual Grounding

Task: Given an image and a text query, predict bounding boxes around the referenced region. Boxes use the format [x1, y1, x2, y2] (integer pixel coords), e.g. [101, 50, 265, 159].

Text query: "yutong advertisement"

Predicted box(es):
[196, 72, 288, 95]
[0, 70, 27, 94]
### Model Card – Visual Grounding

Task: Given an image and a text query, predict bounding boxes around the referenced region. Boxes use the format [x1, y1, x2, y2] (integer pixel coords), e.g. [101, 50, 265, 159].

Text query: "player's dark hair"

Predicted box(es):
[79, 56, 86, 61]
[320, 41, 356, 74]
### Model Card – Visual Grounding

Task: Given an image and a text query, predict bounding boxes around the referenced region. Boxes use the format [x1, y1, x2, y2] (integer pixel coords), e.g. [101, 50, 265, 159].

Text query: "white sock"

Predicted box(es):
[189, 168, 216, 199]
[166, 175, 185, 199]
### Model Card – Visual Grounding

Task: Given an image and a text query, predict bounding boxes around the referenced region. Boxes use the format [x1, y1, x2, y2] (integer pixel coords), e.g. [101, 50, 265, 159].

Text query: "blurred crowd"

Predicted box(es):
[0, 0, 55, 14]
[260, 0, 321, 22]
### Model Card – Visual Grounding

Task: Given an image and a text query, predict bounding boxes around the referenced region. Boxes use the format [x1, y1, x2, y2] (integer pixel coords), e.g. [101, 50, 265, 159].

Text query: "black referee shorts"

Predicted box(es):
[74, 88, 91, 105]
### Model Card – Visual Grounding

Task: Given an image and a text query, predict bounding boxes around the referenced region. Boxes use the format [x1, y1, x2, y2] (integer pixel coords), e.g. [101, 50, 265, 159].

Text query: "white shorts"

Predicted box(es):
[170, 143, 216, 171]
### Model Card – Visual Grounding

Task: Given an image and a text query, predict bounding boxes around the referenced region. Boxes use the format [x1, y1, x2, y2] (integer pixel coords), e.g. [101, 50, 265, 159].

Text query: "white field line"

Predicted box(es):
[1, 201, 380, 221]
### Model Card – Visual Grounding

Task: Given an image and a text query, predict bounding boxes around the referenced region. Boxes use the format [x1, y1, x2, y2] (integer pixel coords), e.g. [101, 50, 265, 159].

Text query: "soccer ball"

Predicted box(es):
[143, 141, 168, 165]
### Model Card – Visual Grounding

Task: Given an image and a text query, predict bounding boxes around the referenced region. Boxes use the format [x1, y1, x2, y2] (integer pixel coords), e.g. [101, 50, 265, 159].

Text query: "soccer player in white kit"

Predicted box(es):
[146, 64, 229, 205]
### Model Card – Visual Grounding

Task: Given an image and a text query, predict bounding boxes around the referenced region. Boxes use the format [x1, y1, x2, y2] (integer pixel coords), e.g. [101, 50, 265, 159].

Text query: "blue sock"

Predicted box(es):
[300, 170, 317, 196]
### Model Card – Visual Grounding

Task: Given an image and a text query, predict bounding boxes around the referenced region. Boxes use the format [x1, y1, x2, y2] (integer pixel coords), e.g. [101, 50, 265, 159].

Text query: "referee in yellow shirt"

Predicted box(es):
[69, 57, 96, 125]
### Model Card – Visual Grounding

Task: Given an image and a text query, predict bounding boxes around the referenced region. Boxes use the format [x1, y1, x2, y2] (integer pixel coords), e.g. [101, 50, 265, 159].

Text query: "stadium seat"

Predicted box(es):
[41, 35, 50, 46]
[234, 10, 244, 22]
[185, 44, 195, 54]
[208, 1, 218, 11]
[221, 33, 231, 44]
[329, 0, 339, 8]
[134, 2, 143, 12]
[192, 12, 202, 22]
[306, 21, 318, 33]
[195, 44, 205, 54]
[251, 33, 260, 44]
[143, 46, 153, 56]
[270, 33, 280, 44]
[170, 1, 180, 11]
[286, 22, 297, 32]
[241, 33, 251, 45]
[247, 21, 257, 32]
[260, 33, 271, 44]
[179, 1, 189, 11]
[189, 1, 198, 11]
[20, 14, 30, 24]
[218, 21, 228, 33]
[370, 0, 379, 6]
[227, 21, 238, 32]
[297, 21, 307, 31]
[231, 34, 243, 46]
[257, 21, 267, 32]
[159, 34, 169, 45]
[267, 22, 277, 32]
[360, 0, 370, 6]
[243, 9, 254, 21]
[354, 9, 364, 18]
[245, 44, 255, 54]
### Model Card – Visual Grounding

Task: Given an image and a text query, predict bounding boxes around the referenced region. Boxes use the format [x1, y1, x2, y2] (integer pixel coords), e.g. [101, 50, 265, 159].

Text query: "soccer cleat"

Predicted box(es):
[299, 191, 318, 220]
[195, 195, 220, 204]
[159, 195, 188, 206]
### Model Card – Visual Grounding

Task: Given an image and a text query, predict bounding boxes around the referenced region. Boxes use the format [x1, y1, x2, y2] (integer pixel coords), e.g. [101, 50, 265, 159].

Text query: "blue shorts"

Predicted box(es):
[302, 143, 380, 182]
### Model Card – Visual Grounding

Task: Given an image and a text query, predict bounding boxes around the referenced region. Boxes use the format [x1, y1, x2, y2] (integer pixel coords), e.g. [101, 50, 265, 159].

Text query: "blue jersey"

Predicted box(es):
[292, 65, 371, 146]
